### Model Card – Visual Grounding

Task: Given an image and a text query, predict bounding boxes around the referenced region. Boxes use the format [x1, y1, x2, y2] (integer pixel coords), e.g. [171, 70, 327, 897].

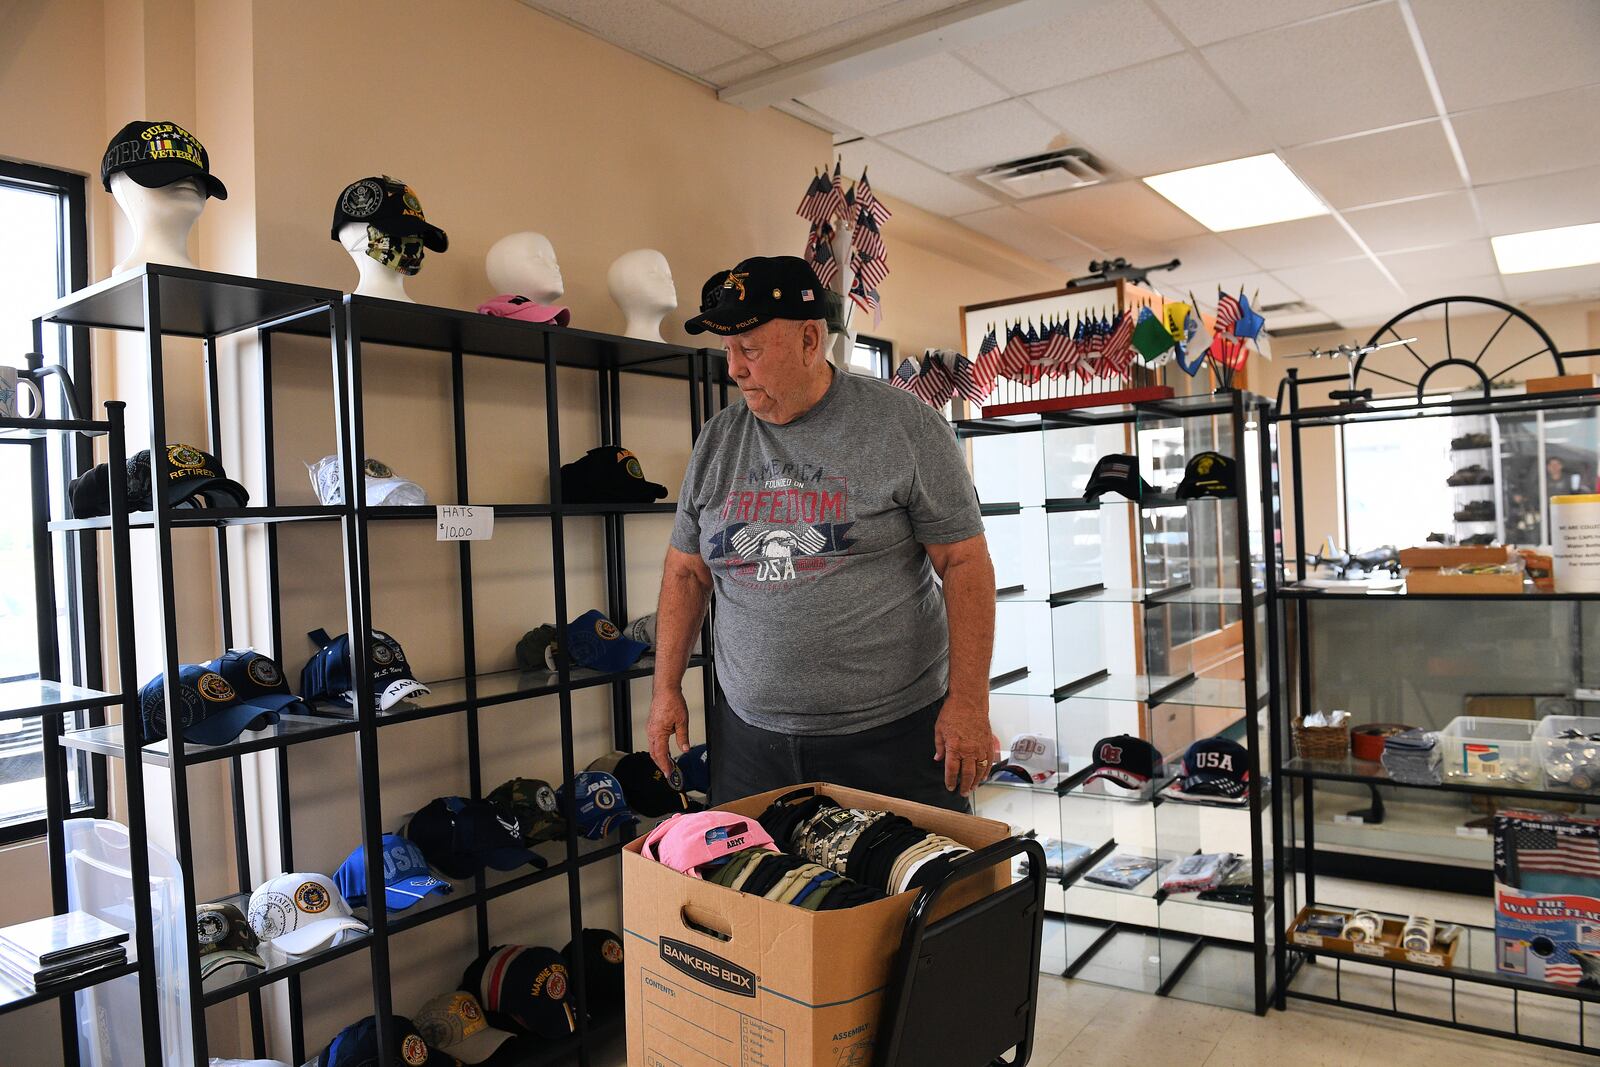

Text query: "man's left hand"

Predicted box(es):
[934, 697, 996, 797]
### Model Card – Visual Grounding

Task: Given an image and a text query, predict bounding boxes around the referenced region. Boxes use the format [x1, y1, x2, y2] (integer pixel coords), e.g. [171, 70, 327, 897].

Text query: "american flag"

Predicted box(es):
[822, 161, 847, 222]
[913, 350, 954, 406]
[1040, 318, 1071, 376]
[1215, 290, 1241, 336]
[1103, 311, 1134, 377]
[973, 326, 1002, 394]
[796, 170, 829, 223]
[1000, 323, 1030, 381]
[1544, 962, 1584, 984]
[853, 248, 890, 290]
[952, 354, 986, 404]
[809, 222, 838, 287]
[855, 168, 892, 226]
[890, 357, 919, 392]
[853, 211, 886, 258]
[1513, 826, 1600, 876]
[1021, 322, 1046, 383]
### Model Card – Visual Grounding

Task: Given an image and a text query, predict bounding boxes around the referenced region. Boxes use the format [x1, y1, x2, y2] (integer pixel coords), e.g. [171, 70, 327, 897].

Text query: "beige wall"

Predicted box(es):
[0, 0, 1060, 1060]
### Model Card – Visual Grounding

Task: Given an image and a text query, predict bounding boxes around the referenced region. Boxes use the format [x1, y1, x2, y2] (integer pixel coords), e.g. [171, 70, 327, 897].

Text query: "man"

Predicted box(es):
[646, 255, 996, 810]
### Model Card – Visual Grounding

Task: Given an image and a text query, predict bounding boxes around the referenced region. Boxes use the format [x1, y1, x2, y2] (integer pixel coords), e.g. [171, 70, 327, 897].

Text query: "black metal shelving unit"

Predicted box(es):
[1265, 376, 1600, 1056]
[35, 264, 718, 1066]
[0, 403, 161, 1065]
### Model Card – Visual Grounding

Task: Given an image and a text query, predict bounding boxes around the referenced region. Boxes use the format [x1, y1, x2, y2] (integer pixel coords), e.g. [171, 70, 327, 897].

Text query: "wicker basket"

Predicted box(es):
[1292, 717, 1351, 760]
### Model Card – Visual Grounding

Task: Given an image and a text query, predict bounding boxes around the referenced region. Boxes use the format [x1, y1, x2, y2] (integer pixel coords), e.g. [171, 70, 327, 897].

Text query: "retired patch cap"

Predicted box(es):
[684, 256, 826, 336]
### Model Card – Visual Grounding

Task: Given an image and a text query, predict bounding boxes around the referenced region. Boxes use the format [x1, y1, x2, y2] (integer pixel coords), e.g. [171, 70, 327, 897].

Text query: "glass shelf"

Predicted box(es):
[0, 960, 140, 1018]
[1059, 673, 1251, 710]
[1281, 754, 1599, 804]
[50, 505, 346, 532]
[1279, 580, 1600, 601]
[0, 678, 120, 721]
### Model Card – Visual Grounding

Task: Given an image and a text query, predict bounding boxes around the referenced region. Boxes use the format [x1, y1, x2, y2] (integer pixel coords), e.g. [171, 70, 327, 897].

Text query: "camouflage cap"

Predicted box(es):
[486, 777, 565, 845]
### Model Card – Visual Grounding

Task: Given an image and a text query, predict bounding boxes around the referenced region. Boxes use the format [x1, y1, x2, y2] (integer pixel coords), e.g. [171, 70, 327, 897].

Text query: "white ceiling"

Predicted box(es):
[525, 0, 1600, 329]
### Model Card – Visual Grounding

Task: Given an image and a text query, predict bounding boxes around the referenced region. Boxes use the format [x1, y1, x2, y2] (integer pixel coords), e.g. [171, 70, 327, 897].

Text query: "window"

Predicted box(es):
[0, 159, 98, 842]
[850, 334, 893, 379]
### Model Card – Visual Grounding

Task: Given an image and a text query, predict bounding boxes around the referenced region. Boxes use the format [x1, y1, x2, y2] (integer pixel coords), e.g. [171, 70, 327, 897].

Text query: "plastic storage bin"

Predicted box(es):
[1533, 715, 1600, 791]
[1436, 717, 1539, 784]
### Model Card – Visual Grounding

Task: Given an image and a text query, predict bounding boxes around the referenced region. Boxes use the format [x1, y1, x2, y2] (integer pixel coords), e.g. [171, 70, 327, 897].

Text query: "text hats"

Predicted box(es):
[101, 120, 227, 199]
[406, 796, 539, 880]
[205, 648, 310, 717]
[684, 256, 825, 336]
[194, 902, 265, 978]
[460, 945, 577, 1039]
[990, 732, 1056, 784]
[301, 628, 431, 711]
[566, 609, 650, 673]
[642, 810, 775, 877]
[560, 446, 668, 504]
[486, 777, 566, 845]
[564, 928, 626, 1013]
[247, 872, 368, 956]
[333, 833, 452, 912]
[1178, 737, 1250, 798]
[610, 750, 691, 816]
[559, 771, 638, 839]
[138, 664, 280, 746]
[677, 743, 710, 795]
[414, 990, 515, 1065]
[1084, 734, 1165, 790]
[330, 175, 448, 251]
[307, 454, 428, 508]
[1176, 451, 1237, 499]
[477, 294, 571, 326]
[317, 1014, 451, 1067]
[1083, 453, 1156, 502]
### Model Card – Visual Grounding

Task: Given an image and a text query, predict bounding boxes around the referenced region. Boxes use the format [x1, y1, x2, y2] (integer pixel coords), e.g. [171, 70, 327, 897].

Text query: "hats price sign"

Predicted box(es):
[437, 504, 494, 541]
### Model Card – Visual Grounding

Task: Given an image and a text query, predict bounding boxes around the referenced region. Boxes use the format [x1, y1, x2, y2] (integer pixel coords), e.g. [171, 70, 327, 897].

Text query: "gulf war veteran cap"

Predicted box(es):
[684, 256, 826, 336]
[101, 120, 227, 199]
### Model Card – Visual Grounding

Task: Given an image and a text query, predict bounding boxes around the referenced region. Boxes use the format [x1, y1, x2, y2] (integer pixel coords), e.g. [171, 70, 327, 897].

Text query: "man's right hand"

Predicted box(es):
[648, 686, 691, 778]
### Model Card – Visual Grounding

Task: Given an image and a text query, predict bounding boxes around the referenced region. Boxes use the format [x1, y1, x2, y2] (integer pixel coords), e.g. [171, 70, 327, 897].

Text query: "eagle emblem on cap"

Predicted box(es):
[363, 458, 394, 479]
[723, 271, 749, 301]
[195, 909, 229, 945]
[197, 672, 236, 703]
[340, 179, 384, 219]
[294, 881, 330, 913]
[247, 657, 282, 687]
[371, 641, 394, 665]
[167, 443, 206, 469]
[1196, 455, 1215, 473]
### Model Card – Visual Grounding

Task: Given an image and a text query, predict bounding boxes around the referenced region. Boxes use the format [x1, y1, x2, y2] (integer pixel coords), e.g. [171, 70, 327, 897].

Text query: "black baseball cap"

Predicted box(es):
[1176, 451, 1237, 499]
[70, 444, 250, 518]
[560, 446, 668, 504]
[684, 256, 827, 336]
[205, 649, 310, 717]
[1177, 737, 1249, 798]
[331, 175, 448, 252]
[607, 751, 691, 817]
[1084, 734, 1165, 790]
[101, 120, 228, 199]
[405, 796, 541, 880]
[1083, 454, 1156, 502]
[317, 1014, 452, 1067]
[461, 945, 577, 1039]
[563, 929, 625, 1015]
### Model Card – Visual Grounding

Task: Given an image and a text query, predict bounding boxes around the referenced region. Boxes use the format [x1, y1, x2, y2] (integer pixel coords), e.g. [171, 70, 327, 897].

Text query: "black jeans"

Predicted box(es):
[709, 696, 972, 813]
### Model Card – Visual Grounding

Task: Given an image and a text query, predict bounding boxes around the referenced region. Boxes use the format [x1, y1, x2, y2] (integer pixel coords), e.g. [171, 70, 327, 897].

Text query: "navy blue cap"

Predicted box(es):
[405, 797, 542, 880]
[301, 628, 431, 712]
[676, 744, 709, 795]
[1177, 737, 1249, 797]
[565, 610, 648, 674]
[334, 833, 452, 912]
[138, 664, 281, 746]
[559, 771, 638, 840]
[316, 1014, 452, 1067]
[206, 649, 310, 716]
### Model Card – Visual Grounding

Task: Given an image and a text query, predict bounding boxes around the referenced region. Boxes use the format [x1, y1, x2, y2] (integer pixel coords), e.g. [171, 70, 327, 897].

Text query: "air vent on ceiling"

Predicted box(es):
[973, 148, 1108, 199]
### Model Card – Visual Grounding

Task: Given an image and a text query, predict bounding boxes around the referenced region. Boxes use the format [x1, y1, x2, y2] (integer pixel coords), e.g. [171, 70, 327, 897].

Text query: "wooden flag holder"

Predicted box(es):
[981, 384, 1176, 417]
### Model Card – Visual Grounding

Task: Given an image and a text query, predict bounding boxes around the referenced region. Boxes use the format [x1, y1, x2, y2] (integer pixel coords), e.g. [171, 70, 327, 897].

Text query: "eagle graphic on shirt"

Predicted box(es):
[706, 465, 855, 585]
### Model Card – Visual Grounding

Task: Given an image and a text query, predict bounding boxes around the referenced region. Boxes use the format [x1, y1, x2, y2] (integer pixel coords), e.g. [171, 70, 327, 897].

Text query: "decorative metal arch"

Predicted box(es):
[1356, 296, 1563, 401]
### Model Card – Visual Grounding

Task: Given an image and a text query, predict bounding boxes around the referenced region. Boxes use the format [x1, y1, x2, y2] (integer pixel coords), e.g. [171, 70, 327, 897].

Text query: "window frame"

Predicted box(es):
[0, 156, 105, 846]
[851, 333, 894, 379]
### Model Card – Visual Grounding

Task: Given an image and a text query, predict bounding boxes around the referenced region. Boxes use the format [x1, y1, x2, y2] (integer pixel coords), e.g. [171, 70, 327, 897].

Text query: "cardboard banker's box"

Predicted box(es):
[623, 783, 1011, 1067]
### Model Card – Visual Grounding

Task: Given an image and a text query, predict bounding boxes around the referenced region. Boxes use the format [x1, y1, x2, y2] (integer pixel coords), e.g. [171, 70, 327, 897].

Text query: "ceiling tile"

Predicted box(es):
[1285, 121, 1462, 210]
[954, 206, 1101, 262]
[1026, 54, 1269, 177]
[1381, 241, 1499, 286]
[528, 0, 748, 74]
[1311, 288, 1411, 328]
[1411, 0, 1600, 112]
[1015, 181, 1208, 248]
[663, 0, 902, 49]
[834, 139, 999, 216]
[879, 100, 1067, 173]
[1274, 258, 1395, 300]
[1502, 263, 1600, 304]
[1219, 215, 1364, 270]
[956, 0, 1184, 95]
[1343, 193, 1484, 253]
[1152, 0, 1368, 47]
[1399, 274, 1508, 306]
[799, 53, 1009, 136]
[1203, 5, 1434, 145]
[701, 53, 777, 86]
[1454, 84, 1600, 186]
[1475, 165, 1600, 237]
[1215, 272, 1304, 307]
[767, 0, 969, 62]
[1109, 236, 1261, 285]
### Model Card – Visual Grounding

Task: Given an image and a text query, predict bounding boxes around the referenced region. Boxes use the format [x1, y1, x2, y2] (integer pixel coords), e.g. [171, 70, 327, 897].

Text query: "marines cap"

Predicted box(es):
[684, 256, 826, 336]
[247, 872, 367, 956]
[414, 990, 514, 1065]
[1084, 734, 1165, 791]
[330, 175, 448, 251]
[101, 120, 228, 199]
[194, 902, 264, 978]
[559, 446, 668, 504]
[460, 945, 576, 1039]
[1176, 451, 1237, 499]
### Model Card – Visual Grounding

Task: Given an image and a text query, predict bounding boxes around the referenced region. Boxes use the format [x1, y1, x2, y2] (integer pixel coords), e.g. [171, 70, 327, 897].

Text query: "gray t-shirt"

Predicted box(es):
[671, 367, 984, 735]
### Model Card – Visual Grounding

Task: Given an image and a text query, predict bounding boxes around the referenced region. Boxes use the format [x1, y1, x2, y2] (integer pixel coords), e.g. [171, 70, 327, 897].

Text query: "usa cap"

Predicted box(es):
[330, 175, 447, 251]
[1176, 737, 1250, 798]
[563, 929, 625, 1016]
[559, 771, 637, 840]
[485, 777, 566, 845]
[333, 833, 452, 912]
[1084, 734, 1165, 791]
[684, 256, 826, 336]
[460, 945, 576, 1039]
[247, 872, 367, 956]
[414, 990, 515, 1065]
[138, 664, 281, 746]
[1176, 451, 1237, 499]
[194, 902, 264, 978]
[101, 120, 227, 199]
[205, 649, 310, 717]
[565, 610, 649, 673]
[559, 447, 668, 505]
[405, 796, 540, 880]
[1083, 453, 1156, 502]
[317, 1014, 452, 1067]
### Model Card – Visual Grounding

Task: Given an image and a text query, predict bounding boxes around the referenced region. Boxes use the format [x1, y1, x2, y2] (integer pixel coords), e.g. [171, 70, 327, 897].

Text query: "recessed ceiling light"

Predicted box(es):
[1143, 153, 1328, 232]
[1491, 223, 1600, 274]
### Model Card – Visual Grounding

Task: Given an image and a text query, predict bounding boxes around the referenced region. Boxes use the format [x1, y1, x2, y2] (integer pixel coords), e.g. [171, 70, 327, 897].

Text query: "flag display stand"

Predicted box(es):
[981, 384, 1175, 418]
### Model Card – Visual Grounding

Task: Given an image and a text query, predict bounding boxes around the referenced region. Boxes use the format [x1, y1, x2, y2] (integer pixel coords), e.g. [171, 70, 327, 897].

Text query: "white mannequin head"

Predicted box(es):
[486, 232, 563, 303]
[338, 221, 417, 302]
[110, 172, 204, 274]
[607, 249, 677, 343]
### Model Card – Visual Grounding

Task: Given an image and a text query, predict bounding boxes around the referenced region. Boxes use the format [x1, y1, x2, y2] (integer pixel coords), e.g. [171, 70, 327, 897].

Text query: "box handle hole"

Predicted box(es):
[681, 905, 732, 942]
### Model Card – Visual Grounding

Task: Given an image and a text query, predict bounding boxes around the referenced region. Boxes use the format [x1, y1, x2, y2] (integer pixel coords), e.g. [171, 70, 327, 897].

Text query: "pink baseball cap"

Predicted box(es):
[477, 294, 571, 326]
[642, 811, 776, 879]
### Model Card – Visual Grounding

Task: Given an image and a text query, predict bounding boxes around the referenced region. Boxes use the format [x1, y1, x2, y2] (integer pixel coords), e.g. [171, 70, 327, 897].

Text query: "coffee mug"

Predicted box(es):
[0, 367, 43, 419]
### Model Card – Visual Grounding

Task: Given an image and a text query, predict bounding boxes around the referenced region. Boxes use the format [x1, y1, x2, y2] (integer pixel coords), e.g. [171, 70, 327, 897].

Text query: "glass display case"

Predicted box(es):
[963, 390, 1277, 1014]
